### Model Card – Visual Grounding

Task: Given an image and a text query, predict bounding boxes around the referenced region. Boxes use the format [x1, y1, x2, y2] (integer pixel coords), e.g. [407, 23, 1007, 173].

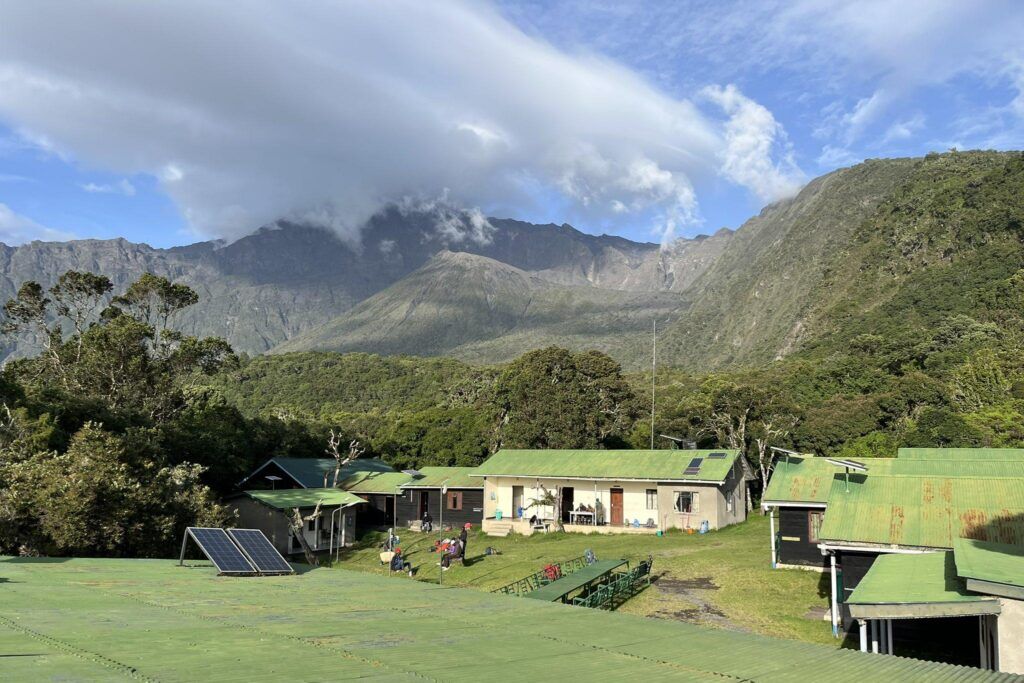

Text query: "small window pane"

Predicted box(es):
[808, 511, 824, 542]
[646, 489, 657, 510]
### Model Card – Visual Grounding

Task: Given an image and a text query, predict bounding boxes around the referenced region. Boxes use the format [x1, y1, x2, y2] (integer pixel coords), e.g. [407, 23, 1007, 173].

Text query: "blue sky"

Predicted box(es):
[1, 1, 1022, 247]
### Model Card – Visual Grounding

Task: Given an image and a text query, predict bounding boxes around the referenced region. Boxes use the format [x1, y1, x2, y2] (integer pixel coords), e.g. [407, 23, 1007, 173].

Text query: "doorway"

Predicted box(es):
[418, 491, 429, 520]
[512, 486, 524, 518]
[385, 495, 395, 526]
[610, 488, 624, 526]
[561, 487, 575, 522]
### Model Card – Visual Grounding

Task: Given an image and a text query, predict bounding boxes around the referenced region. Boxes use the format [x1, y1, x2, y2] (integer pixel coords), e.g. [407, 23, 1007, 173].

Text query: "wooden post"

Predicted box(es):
[886, 619, 893, 655]
[769, 508, 777, 568]
[830, 553, 839, 637]
[859, 620, 868, 652]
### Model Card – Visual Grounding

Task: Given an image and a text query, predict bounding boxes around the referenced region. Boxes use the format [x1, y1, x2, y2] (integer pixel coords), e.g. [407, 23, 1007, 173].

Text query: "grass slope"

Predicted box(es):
[337, 515, 835, 646]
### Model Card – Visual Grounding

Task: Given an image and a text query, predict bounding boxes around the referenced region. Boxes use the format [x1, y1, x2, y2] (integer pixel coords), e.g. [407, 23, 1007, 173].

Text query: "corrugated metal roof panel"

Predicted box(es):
[898, 447, 1024, 460]
[764, 455, 1024, 505]
[400, 466, 483, 489]
[244, 487, 366, 510]
[954, 537, 1024, 589]
[337, 470, 413, 494]
[819, 475, 1024, 548]
[474, 449, 741, 482]
[2, 556, 1019, 682]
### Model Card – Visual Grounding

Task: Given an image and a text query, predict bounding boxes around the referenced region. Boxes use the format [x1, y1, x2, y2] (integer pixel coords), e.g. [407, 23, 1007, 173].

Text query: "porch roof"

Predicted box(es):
[400, 466, 482, 489]
[473, 449, 741, 483]
[953, 538, 1024, 599]
[846, 552, 1000, 620]
[338, 470, 414, 494]
[242, 488, 366, 510]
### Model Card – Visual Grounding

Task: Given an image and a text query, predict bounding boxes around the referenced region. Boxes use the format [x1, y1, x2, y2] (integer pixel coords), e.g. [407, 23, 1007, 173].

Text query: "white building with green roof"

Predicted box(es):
[474, 449, 751, 535]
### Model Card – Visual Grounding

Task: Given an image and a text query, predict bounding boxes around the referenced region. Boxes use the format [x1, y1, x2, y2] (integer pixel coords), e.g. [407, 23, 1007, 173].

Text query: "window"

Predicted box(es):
[674, 492, 699, 513]
[727, 492, 734, 514]
[645, 489, 657, 510]
[447, 490, 463, 511]
[307, 518, 316, 532]
[808, 511, 824, 543]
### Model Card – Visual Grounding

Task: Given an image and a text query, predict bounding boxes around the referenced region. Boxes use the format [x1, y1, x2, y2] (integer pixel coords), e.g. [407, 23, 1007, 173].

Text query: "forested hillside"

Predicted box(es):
[4, 150, 1024, 559]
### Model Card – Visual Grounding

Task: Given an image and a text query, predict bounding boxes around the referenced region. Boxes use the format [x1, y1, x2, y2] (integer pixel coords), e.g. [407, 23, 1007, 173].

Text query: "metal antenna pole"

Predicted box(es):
[650, 319, 656, 450]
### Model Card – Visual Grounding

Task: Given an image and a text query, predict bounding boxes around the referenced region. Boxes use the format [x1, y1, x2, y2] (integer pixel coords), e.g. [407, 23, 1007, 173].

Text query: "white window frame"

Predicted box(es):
[674, 491, 699, 514]
[645, 489, 657, 510]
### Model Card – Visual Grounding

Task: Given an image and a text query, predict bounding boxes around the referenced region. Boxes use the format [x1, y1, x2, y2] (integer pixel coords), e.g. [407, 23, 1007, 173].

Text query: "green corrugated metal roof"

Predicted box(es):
[954, 538, 1024, 589]
[846, 552, 1000, 619]
[898, 447, 1024, 460]
[245, 457, 395, 488]
[474, 449, 742, 482]
[1, 556, 1017, 682]
[763, 455, 1024, 505]
[338, 470, 414, 494]
[244, 487, 366, 510]
[401, 466, 482, 489]
[848, 552, 993, 605]
[818, 475, 1024, 549]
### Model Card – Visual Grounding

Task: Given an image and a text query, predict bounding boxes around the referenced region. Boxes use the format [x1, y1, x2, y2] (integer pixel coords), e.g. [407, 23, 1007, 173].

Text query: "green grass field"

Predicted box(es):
[334, 514, 837, 646]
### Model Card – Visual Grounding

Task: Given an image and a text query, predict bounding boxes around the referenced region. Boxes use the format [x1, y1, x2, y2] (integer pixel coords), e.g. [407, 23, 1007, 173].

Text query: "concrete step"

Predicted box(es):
[486, 521, 513, 537]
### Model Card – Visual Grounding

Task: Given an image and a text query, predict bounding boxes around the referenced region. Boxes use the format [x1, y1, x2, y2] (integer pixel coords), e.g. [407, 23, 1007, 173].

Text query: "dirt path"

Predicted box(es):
[648, 576, 749, 632]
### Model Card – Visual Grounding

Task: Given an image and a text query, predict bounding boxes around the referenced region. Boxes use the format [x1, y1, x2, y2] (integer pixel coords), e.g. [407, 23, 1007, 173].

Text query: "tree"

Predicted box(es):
[112, 272, 198, 345]
[288, 501, 322, 566]
[494, 347, 639, 449]
[750, 399, 800, 497]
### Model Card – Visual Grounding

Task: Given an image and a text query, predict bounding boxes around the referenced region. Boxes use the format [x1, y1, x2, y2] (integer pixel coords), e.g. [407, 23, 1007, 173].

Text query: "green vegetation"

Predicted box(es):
[337, 515, 833, 645]
[0, 272, 329, 557]
[3, 151, 1024, 561]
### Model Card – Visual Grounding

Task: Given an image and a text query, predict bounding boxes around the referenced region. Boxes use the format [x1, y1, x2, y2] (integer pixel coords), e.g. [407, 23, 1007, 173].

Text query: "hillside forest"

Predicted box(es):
[1, 151, 1024, 558]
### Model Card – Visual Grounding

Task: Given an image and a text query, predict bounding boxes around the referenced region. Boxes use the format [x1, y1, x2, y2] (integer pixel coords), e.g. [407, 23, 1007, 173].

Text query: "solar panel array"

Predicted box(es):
[707, 452, 727, 459]
[187, 528, 256, 574]
[228, 529, 294, 575]
[683, 457, 703, 476]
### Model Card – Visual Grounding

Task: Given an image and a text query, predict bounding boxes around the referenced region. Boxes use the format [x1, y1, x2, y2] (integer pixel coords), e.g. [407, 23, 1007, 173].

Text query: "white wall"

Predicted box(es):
[999, 597, 1024, 674]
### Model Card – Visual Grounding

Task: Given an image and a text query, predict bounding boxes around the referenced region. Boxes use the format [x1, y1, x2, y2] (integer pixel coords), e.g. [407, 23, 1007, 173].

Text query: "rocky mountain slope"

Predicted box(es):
[658, 150, 1024, 370]
[274, 250, 684, 362]
[3, 151, 1020, 370]
[0, 208, 729, 361]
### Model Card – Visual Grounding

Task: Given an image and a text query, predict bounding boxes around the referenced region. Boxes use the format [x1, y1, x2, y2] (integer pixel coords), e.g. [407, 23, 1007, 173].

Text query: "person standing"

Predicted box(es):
[422, 510, 433, 532]
[459, 523, 469, 561]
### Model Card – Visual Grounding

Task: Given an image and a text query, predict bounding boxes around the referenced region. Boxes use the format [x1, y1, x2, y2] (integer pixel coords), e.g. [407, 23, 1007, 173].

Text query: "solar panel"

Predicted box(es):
[186, 527, 256, 574]
[707, 452, 727, 459]
[228, 529, 294, 575]
[683, 457, 703, 476]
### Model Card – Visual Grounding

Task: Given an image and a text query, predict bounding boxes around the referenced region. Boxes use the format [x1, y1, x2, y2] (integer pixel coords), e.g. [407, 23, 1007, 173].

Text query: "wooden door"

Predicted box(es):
[610, 488, 624, 526]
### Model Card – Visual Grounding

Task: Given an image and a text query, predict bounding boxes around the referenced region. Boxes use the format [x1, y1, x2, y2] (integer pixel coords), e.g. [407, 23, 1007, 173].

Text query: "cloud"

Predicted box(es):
[702, 84, 805, 203]
[881, 113, 926, 145]
[79, 179, 136, 196]
[0, 1, 798, 244]
[0, 203, 75, 244]
[507, 1, 1024, 150]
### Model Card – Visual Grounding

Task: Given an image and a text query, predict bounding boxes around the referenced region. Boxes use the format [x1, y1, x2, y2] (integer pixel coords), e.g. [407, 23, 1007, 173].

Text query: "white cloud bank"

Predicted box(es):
[0, 1, 801, 244]
[0, 203, 75, 244]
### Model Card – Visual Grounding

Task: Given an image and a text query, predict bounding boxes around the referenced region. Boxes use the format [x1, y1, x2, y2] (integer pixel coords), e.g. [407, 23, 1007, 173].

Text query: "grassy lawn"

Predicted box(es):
[332, 514, 837, 646]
